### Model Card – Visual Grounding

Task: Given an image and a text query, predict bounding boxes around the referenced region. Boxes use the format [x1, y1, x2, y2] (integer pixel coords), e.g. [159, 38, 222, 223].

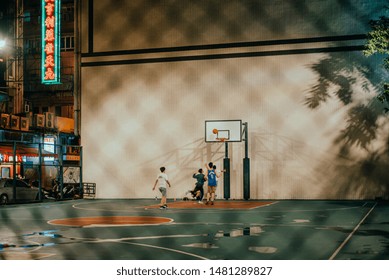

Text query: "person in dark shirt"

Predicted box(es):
[191, 168, 207, 204]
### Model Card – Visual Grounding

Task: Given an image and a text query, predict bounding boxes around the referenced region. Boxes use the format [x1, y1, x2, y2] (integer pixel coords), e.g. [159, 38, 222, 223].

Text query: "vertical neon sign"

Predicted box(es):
[41, 0, 61, 84]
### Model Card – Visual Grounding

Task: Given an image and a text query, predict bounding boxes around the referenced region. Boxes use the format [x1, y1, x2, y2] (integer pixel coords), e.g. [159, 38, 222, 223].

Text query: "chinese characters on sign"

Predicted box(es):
[0, 154, 23, 163]
[41, 0, 60, 84]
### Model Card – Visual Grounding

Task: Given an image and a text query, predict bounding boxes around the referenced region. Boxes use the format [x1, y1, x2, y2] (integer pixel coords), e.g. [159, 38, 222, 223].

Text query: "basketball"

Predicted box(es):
[212, 128, 218, 134]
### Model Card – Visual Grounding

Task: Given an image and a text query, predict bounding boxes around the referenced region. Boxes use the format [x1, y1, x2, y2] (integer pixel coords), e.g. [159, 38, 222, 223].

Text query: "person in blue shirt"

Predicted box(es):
[205, 162, 217, 205]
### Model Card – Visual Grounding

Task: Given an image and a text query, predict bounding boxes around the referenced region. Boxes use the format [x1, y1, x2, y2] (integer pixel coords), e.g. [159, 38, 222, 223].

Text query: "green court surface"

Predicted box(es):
[0, 199, 388, 260]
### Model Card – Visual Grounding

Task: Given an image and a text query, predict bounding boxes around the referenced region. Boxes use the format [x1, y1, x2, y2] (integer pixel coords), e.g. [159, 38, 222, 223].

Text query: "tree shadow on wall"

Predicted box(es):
[304, 51, 389, 199]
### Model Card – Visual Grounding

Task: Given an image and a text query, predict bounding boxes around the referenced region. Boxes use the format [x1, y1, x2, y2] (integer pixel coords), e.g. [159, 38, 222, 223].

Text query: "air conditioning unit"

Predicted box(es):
[10, 115, 20, 130]
[20, 117, 29, 131]
[45, 112, 55, 128]
[34, 114, 45, 128]
[0, 114, 10, 129]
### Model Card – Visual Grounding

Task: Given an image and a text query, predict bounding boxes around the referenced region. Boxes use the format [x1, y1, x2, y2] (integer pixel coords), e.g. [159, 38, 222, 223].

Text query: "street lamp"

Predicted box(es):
[0, 35, 24, 112]
[0, 38, 6, 62]
[0, 37, 10, 101]
[0, 38, 6, 49]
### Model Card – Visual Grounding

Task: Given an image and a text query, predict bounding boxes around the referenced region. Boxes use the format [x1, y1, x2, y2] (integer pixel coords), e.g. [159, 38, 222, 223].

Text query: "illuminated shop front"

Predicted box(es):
[0, 133, 82, 201]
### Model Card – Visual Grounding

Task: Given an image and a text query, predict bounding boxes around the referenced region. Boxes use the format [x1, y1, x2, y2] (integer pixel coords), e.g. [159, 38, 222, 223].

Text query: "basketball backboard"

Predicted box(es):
[205, 120, 242, 142]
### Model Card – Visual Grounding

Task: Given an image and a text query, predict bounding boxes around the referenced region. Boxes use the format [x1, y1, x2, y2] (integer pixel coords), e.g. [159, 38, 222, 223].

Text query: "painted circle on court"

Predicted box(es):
[48, 216, 173, 227]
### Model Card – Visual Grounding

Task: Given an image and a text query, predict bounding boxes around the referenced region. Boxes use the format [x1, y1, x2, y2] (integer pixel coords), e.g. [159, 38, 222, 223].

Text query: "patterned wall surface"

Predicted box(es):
[80, 0, 389, 199]
[91, 0, 376, 51]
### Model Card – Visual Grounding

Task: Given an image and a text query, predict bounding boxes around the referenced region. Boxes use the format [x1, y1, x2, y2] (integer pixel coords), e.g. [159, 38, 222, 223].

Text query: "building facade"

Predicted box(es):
[0, 0, 80, 198]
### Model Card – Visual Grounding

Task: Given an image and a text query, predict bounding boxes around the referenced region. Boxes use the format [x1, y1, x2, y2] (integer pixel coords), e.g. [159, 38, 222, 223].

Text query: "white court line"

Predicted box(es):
[328, 202, 377, 260]
[72, 200, 365, 214]
[116, 240, 209, 260]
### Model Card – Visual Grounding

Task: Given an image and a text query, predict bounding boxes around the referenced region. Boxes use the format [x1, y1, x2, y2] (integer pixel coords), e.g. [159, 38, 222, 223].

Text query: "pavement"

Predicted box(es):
[1, 199, 389, 260]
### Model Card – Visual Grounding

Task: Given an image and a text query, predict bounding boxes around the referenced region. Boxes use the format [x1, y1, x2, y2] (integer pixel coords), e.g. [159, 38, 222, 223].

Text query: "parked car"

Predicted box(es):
[0, 178, 39, 205]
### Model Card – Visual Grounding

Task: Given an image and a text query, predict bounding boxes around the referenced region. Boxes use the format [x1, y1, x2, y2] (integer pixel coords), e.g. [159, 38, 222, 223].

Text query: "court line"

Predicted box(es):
[328, 202, 377, 260]
[71, 200, 365, 214]
[115, 240, 209, 260]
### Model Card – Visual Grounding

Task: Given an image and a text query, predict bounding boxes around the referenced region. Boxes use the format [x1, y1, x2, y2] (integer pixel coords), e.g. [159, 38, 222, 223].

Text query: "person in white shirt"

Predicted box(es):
[152, 166, 171, 209]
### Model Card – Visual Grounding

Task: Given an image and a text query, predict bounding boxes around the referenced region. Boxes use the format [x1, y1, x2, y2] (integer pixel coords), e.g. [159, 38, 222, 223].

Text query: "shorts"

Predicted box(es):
[193, 184, 204, 199]
[159, 187, 167, 196]
[194, 184, 204, 191]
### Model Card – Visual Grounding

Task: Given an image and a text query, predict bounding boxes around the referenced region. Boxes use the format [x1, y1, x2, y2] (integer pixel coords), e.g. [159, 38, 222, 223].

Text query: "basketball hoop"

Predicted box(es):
[205, 120, 241, 143]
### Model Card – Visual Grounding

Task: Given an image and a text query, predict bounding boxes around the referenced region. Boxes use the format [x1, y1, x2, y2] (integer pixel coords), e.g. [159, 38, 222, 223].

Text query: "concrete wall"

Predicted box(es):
[80, 0, 389, 199]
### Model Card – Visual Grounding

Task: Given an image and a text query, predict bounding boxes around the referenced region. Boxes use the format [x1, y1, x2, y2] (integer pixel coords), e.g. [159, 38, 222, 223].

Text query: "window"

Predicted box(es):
[61, 36, 74, 51]
[62, 6, 74, 22]
[55, 106, 61, 116]
[1, 167, 10, 178]
[25, 38, 40, 54]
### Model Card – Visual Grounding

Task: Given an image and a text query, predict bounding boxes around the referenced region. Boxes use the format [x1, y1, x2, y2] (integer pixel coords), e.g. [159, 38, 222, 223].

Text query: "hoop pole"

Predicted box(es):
[223, 142, 230, 200]
[243, 122, 250, 200]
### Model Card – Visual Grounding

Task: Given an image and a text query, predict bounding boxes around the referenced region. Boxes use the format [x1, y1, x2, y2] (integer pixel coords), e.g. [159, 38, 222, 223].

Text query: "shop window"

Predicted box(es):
[1, 167, 10, 178]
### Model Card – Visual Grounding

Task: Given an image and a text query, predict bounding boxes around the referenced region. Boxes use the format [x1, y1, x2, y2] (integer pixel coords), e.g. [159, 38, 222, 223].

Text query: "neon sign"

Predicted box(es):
[41, 0, 61, 84]
[0, 154, 24, 163]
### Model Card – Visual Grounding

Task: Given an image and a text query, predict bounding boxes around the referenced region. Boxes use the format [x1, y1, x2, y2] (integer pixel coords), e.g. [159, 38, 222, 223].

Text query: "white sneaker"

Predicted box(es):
[198, 201, 203, 204]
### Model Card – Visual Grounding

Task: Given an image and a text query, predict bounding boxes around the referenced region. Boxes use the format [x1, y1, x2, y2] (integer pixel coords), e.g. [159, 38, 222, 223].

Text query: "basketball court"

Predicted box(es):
[2, 121, 388, 261]
[1, 198, 388, 260]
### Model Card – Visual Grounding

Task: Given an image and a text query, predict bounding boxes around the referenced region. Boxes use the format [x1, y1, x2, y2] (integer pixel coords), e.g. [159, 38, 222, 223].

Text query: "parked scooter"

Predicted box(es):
[59, 183, 76, 200]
